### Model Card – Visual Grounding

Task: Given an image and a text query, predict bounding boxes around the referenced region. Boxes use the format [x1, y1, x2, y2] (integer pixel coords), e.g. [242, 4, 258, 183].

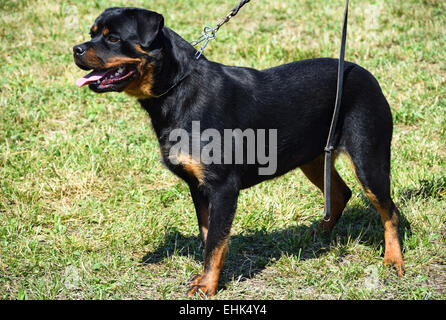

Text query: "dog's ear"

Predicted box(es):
[136, 10, 164, 49]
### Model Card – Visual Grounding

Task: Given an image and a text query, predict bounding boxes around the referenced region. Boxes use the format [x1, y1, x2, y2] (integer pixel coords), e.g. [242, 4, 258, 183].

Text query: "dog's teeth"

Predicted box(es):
[117, 67, 124, 73]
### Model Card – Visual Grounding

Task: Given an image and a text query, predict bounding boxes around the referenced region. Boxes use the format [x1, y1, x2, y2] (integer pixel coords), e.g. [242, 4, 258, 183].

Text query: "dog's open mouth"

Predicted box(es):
[76, 65, 136, 89]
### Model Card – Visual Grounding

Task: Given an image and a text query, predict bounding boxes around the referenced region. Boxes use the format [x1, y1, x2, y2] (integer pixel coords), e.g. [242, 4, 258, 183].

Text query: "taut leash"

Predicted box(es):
[323, 0, 349, 222]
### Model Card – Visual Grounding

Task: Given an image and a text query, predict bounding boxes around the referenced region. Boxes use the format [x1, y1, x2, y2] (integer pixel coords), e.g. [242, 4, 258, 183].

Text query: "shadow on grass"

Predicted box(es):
[399, 176, 446, 201]
[141, 201, 411, 288]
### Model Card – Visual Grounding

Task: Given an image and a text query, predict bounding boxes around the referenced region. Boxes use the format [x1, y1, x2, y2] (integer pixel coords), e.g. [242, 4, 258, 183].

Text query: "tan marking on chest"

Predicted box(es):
[176, 154, 204, 184]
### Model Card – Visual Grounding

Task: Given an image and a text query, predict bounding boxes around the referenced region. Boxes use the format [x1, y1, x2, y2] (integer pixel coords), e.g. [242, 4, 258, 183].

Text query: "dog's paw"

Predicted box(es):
[319, 219, 336, 232]
[186, 274, 216, 298]
[384, 256, 405, 277]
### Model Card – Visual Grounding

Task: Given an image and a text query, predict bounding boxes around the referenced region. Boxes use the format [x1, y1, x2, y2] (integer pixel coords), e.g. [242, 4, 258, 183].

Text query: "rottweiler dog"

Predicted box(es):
[73, 7, 404, 297]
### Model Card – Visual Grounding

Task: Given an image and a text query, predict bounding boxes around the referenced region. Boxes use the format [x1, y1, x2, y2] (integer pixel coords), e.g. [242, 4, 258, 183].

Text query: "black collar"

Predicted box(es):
[152, 70, 192, 98]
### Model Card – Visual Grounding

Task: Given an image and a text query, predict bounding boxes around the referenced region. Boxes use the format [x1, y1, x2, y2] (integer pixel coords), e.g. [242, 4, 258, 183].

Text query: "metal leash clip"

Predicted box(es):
[190, 26, 217, 59]
[190, 0, 251, 59]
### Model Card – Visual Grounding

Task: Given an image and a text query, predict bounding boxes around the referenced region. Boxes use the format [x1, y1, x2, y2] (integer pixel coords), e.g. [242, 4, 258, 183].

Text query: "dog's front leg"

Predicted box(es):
[189, 183, 210, 248]
[187, 178, 239, 297]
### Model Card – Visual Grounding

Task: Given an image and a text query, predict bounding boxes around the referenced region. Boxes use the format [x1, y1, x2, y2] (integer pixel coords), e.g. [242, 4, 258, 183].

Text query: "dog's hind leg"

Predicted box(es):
[300, 154, 352, 231]
[187, 175, 240, 297]
[339, 65, 404, 275]
[340, 78, 404, 275]
[345, 147, 405, 276]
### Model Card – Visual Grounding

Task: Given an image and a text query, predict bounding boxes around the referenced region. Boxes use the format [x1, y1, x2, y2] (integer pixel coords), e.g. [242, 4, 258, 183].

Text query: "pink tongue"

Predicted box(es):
[76, 70, 108, 87]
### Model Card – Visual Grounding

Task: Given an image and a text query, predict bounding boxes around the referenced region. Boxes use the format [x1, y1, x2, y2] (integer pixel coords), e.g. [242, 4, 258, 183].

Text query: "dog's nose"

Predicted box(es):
[73, 44, 86, 56]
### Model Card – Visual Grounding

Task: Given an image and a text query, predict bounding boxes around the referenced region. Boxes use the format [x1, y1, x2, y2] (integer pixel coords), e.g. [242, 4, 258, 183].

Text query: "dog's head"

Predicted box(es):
[73, 7, 164, 97]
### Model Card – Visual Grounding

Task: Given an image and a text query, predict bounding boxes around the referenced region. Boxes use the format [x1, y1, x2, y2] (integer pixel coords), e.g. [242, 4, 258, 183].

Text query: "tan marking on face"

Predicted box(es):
[92, 24, 98, 33]
[82, 43, 157, 98]
[103, 57, 141, 69]
[89, 51, 155, 99]
[83, 50, 141, 70]
[85, 48, 103, 68]
[123, 60, 155, 98]
[134, 44, 149, 54]
[103, 27, 109, 36]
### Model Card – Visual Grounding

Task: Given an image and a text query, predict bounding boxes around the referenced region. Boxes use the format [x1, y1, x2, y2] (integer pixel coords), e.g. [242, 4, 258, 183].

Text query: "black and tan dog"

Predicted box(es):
[73, 7, 404, 297]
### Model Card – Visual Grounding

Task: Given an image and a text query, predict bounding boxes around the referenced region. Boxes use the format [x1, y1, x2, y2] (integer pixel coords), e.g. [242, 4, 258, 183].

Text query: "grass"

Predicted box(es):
[0, 0, 445, 300]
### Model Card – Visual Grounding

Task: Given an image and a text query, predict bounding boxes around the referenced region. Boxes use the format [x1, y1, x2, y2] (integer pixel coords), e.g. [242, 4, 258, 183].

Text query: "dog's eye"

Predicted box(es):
[107, 35, 120, 43]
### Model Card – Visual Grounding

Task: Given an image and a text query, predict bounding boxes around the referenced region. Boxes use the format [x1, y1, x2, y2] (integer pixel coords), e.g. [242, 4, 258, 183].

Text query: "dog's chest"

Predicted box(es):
[159, 140, 205, 184]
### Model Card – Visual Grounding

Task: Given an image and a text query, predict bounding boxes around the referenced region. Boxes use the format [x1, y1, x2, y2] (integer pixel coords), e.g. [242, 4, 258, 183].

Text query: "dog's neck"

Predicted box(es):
[138, 27, 204, 140]
[151, 27, 199, 96]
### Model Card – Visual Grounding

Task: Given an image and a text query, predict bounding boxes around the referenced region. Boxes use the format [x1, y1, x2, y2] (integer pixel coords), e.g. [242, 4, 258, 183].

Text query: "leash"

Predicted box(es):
[153, 0, 251, 97]
[323, 0, 349, 222]
[189, 0, 350, 223]
[191, 0, 251, 59]
[164, 0, 349, 223]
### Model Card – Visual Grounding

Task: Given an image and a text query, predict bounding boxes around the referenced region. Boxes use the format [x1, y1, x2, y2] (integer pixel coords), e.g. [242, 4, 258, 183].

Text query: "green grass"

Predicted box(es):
[0, 0, 445, 300]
